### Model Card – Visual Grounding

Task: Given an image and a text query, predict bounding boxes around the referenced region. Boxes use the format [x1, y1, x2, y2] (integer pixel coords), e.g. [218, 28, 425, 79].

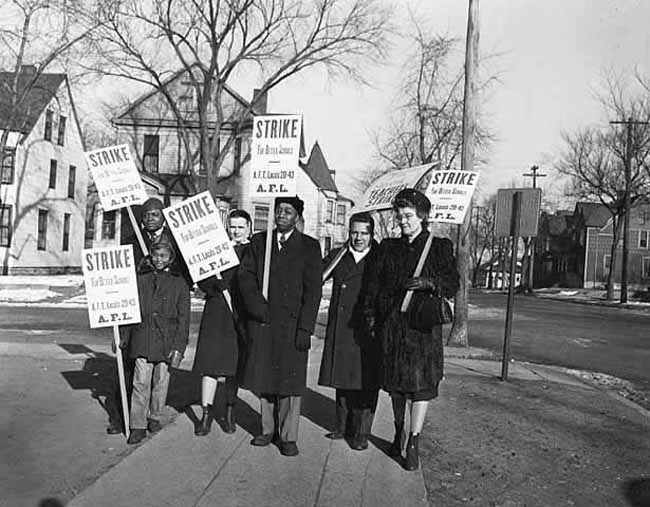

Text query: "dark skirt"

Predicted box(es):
[380, 310, 444, 398]
[192, 294, 239, 377]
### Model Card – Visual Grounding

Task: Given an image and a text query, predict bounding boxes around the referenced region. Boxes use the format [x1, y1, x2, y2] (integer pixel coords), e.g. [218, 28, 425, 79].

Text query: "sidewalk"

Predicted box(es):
[66, 342, 650, 507]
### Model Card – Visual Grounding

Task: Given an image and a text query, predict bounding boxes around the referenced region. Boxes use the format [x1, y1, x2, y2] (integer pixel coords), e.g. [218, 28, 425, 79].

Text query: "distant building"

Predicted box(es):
[0, 66, 87, 274]
[92, 67, 351, 255]
[535, 201, 650, 289]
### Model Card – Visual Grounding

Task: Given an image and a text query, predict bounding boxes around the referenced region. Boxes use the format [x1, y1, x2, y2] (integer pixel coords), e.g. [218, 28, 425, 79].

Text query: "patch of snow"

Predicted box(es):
[0, 288, 61, 302]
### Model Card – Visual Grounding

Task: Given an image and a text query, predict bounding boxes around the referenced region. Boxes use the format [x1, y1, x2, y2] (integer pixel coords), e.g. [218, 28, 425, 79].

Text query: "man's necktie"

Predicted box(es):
[279, 233, 287, 250]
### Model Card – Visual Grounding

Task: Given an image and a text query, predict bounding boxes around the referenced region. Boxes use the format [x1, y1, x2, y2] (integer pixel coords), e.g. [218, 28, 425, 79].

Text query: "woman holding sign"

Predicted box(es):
[193, 210, 252, 436]
[363, 189, 459, 471]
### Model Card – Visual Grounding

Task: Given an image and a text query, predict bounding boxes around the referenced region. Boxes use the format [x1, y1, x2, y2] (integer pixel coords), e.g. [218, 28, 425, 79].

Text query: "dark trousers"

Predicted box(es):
[224, 375, 238, 406]
[335, 388, 378, 438]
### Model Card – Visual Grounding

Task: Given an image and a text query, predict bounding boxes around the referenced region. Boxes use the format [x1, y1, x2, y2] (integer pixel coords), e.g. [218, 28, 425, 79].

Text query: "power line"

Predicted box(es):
[522, 165, 546, 189]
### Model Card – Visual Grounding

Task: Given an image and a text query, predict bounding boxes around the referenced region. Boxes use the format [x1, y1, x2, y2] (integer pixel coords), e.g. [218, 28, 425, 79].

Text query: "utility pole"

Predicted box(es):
[609, 118, 649, 303]
[522, 166, 546, 290]
[448, 0, 479, 347]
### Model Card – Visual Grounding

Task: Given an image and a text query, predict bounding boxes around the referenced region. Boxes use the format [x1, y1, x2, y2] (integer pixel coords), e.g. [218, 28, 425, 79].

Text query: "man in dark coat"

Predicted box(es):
[121, 197, 191, 287]
[238, 196, 323, 457]
[318, 212, 380, 451]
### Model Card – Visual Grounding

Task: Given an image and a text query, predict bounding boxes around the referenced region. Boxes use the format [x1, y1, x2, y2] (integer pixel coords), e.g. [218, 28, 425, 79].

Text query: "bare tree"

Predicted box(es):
[557, 123, 650, 300]
[469, 196, 496, 287]
[83, 0, 390, 194]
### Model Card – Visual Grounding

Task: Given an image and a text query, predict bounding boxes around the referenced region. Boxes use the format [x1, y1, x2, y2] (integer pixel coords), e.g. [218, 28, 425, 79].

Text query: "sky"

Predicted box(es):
[249, 0, 650, 206]
[78, 0, 650, 208]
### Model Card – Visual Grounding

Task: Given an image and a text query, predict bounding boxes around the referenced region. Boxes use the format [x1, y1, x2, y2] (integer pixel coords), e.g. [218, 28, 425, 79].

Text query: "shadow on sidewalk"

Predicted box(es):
[60, 345, 125, 429]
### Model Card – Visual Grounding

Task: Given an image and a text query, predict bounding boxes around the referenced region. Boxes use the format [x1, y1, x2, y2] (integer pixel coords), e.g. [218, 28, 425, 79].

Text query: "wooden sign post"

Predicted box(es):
[495, 187, 542, 381]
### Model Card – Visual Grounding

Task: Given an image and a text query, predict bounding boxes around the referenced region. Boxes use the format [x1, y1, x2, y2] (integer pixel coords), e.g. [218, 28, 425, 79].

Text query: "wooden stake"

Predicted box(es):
[216, 270, 233, 311]
[262, 203, 274, 299]
[322, 241, 349, 282]
[126, 206, 148, 257]
[112, 325, 130, 439]
[400, 229, 435, 313]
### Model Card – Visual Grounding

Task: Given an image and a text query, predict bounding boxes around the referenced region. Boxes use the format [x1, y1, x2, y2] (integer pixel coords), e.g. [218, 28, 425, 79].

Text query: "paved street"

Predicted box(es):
[468, 291, 650, 390]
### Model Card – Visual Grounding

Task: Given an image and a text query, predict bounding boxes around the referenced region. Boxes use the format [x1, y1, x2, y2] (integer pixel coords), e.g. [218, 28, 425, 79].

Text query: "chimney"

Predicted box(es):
[252, 88, 268, 114]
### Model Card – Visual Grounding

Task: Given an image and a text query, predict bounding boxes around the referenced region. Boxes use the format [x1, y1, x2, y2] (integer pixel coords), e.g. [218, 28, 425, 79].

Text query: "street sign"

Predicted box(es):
[495, 188, 542, 237]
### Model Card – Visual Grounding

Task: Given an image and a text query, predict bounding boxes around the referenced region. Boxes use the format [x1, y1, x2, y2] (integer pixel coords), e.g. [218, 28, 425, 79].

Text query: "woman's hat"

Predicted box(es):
[393, 188, 431, 215]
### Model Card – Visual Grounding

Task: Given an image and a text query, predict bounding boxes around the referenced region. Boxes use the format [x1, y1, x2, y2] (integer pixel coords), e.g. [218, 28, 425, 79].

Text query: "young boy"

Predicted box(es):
[120, 240, 190, 444]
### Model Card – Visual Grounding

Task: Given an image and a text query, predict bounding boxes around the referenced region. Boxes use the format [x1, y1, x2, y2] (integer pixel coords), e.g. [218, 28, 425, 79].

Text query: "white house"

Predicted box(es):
[0, 66, 88, 274]
[94, 67, 352, 255]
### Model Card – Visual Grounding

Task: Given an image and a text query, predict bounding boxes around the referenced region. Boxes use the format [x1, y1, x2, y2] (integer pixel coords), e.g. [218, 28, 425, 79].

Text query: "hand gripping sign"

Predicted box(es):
[82, 244, 141, 439]
[163, 191, 239, 283]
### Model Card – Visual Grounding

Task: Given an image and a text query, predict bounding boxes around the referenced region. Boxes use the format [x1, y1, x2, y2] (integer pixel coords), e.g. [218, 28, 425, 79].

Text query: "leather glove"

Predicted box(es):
[214, 278, 228, 292]
[168, 350, 183, 368]
[295, 329, 312, 352]
[404, 277, 437, 291]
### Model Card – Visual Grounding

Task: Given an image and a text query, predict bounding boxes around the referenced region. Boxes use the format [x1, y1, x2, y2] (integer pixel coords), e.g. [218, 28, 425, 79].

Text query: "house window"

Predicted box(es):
[253, 204, 269, 233]
[336, 204, 345, 225]
[57, 116, 66, 146]
[37, 209, 48, 250]
[143, 134, 159, 173]
[178, 94, 193, 112]
[101, 210, 117, 240]
[234, 137, 242, 176]
[1, 148, 15, 184]
[643, 257, 650, 279]
[326, 200, 334, 222]
[49, 160, 57, 189]
[44, 109, 53, 141]
[603, 254, 611, 276]
[68, 165, 76, 198]
[639, 230, 648, 249]
[62, 213, 71, 251]
[324, 236, 332, 256]
[0, 205, 12, 247]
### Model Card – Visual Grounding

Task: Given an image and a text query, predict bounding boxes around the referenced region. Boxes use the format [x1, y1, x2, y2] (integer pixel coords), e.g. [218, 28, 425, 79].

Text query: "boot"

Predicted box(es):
[195, 406, 211, 436]
[390, 423, 404, 457]
[404, 433, 420, 471]
[224, 404, 236, 434]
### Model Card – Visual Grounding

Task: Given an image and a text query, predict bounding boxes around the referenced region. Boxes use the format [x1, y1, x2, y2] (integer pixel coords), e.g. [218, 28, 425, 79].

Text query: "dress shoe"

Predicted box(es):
[350, 435, 369, 451]
[223, 404, 236, 434]
[147, 419, 163, 434]
[280, 441, 299, 457]
[251, 433, 274, 446]
[404, 433, 420, 471]
[390, 423, 404, 457]
[127, 429, 146, 445]
[195, 406, 211, 436]
[325, 431, 345, 440]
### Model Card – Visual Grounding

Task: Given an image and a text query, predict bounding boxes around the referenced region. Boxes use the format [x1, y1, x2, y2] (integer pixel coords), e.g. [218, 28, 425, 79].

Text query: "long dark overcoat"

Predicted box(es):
[364, 231, 459, 396]
[192, 243, 248, 377]
[123, 267, 190, 363]
[238, 229, 322, 396]
[318, 246, 380, 390]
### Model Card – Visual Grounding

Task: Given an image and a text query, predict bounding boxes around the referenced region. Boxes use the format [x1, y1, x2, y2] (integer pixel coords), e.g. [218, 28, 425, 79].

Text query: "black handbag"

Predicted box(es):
[407, 292, 454, 332]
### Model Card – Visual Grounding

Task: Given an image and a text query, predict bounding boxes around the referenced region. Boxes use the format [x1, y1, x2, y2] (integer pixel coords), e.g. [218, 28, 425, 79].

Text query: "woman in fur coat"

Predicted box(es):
[363, 189, 459, 471]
